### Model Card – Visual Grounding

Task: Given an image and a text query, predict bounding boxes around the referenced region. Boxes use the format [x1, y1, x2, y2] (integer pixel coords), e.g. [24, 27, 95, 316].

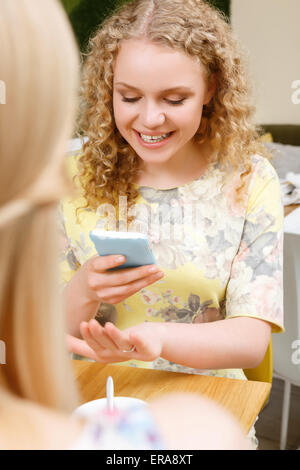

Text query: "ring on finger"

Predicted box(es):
[121, 345, 136, 353]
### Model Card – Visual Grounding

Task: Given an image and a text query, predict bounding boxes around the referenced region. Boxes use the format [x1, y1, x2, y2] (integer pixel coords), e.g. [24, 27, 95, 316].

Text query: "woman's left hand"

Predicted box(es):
[67, 320, 165, 363]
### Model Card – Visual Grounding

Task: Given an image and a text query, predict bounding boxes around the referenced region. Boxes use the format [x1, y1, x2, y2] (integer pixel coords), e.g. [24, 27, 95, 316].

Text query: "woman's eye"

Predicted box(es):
[121, 96, 186, 105]
[121, 97, 140, 103]
[165, 98, 186, 105]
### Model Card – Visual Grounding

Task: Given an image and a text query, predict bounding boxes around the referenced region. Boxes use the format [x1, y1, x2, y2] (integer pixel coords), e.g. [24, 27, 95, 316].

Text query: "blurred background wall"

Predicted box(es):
[231, 0, 300, 125]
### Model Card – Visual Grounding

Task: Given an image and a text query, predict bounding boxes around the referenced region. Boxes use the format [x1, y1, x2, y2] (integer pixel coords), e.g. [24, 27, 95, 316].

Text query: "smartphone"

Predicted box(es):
[89, 229, 156, 270]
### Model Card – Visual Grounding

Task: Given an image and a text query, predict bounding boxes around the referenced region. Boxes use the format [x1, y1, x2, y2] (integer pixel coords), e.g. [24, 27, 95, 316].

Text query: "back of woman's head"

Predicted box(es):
[0, 0, 80, 412]
[78, 0, 270, 217]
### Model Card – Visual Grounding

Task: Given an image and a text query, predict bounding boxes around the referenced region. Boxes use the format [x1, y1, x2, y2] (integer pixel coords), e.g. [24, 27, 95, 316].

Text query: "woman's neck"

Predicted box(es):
[136, 140, 212, 189]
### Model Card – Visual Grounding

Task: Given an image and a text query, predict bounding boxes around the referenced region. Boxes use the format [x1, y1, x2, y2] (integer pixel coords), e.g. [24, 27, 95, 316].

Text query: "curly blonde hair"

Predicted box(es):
[76, 0, 271, 220]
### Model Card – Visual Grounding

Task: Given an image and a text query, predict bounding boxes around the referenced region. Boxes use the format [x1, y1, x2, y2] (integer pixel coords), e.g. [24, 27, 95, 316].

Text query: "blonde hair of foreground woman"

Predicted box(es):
[0, 0, 252, 450]
[0, 0, 82, 447]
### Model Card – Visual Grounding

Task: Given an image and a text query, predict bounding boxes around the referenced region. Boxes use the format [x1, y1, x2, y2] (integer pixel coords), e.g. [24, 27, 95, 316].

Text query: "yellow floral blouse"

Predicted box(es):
[59, 153, 284, 381]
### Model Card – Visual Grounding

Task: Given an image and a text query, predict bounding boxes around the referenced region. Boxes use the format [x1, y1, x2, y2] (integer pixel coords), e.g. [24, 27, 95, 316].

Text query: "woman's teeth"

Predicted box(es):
[139, 132, 172, 143]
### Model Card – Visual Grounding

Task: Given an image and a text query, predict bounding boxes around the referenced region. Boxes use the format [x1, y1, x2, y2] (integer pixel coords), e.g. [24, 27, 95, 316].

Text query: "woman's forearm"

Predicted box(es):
[159, 317, 271, 370]
[63, 271, 101, 338]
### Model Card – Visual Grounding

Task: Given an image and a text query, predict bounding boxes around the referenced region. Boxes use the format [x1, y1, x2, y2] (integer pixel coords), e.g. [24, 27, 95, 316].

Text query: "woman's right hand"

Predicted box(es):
[79, 254, 164, 305]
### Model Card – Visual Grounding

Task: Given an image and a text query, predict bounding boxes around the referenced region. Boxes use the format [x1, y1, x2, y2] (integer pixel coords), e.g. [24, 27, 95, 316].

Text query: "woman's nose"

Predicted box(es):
[140, 101, 166, 128]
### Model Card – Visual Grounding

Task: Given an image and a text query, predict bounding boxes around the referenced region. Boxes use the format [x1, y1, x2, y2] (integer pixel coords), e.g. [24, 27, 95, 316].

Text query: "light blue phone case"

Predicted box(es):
[89, 230, 156, 270]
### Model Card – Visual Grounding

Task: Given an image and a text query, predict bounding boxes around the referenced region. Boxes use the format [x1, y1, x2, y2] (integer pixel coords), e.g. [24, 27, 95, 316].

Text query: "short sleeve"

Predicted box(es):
[225, 157, 284, 333]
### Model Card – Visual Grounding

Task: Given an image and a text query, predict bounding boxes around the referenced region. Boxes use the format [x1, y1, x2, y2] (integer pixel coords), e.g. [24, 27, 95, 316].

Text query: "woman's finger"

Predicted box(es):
[80, 321, 107, 353]
[96, 271, 164, 302]
[104, 322, 133, 352]
[66, 334, 99, 361]
[92, 257, 160, 285]
[91, 255, 126, 273]
[88, 319, 119, 350]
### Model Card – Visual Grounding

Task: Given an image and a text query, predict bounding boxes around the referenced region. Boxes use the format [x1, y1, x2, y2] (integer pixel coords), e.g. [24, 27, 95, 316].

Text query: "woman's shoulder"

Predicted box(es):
[246, 154, 283, 219]
[64, 152, 82, 180]
[61, 151, 86, 211]
[64, 136, 89, 179]
[247, 154, 282, 199]
[0, 398, 83, 450]
[250, 153, 279, 180]
[66, 137, 88, 156]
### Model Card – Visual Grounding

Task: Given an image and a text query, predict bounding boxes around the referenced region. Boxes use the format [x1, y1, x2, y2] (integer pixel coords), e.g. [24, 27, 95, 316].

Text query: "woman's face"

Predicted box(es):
[113, 39, 215, 166]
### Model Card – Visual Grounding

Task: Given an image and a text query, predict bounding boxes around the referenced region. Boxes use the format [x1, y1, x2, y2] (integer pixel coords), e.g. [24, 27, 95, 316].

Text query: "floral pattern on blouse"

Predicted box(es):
[59, 153, 284, 381]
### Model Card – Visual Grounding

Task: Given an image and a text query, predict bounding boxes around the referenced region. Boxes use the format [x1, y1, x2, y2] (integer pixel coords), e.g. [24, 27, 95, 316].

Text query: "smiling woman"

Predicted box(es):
[61, 0, 284, 450]
[0, 0, 257, 451]
[112, 39, 216, 182]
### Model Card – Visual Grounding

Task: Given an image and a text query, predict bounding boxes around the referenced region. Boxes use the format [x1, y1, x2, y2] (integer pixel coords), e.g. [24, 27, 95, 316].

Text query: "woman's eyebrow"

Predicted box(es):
[114, 82, 194, 93]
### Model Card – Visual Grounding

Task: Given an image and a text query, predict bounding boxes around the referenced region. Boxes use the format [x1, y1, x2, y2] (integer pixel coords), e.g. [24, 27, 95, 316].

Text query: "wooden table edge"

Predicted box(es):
[72, 360, 271, 434]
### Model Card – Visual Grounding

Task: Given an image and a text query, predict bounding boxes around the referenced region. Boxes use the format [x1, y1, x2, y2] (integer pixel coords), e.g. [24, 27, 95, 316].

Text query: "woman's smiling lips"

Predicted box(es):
[133, 129, 175, 148]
